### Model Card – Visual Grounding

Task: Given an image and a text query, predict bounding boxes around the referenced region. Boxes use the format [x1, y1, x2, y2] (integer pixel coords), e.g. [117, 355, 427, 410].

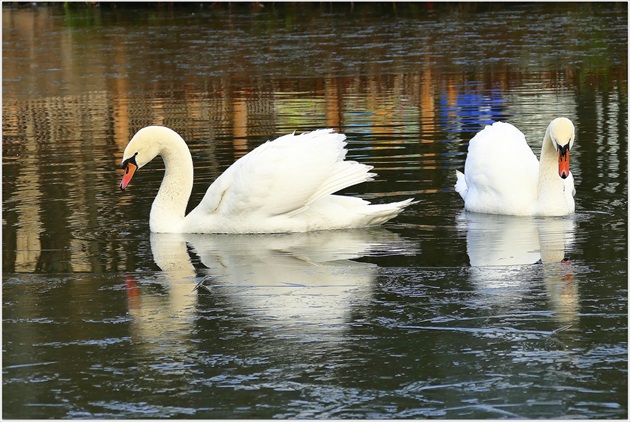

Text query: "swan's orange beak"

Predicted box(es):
[120, 162, 137, 190]
[558, 146, 570, 179]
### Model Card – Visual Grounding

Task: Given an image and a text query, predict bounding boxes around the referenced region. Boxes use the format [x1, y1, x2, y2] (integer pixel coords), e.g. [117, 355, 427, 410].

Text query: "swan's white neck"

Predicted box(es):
[149, 135, 194, 233]
[536, 127, 567, 214]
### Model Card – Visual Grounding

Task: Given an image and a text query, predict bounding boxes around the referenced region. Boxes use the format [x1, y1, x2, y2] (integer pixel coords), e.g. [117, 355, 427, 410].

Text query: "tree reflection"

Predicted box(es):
[2, 4, 627, 274]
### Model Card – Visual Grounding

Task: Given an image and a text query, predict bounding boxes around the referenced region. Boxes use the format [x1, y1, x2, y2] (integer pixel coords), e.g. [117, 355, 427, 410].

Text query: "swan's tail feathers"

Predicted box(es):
[455, 170, 468, 200]
[364, 198, 417, 226]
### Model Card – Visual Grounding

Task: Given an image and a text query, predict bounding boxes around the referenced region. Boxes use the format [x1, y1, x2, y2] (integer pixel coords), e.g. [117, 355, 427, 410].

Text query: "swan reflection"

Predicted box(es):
[458, 212, 579, 327]
[125, 234, 198, 346]
[127, 229, 416, 344]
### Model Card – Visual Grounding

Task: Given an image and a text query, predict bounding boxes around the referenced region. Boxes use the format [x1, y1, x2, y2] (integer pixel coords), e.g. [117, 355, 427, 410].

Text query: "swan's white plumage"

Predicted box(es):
[455, 118, 576, 216]
[120, 127, 414, 233]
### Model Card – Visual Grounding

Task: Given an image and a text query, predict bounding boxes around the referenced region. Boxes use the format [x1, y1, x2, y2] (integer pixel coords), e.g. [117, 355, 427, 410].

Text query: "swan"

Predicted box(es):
[119, 126, 415, 233]
[455, 117, 576, 216]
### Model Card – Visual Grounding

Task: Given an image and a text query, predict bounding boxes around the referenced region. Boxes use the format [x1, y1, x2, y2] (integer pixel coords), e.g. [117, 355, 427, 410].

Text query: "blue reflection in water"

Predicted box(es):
[440, 83, 508, 136]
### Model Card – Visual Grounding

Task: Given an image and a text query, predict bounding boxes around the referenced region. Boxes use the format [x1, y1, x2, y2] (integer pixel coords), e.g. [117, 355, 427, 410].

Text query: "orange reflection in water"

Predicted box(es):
[2, 5, 626, 274]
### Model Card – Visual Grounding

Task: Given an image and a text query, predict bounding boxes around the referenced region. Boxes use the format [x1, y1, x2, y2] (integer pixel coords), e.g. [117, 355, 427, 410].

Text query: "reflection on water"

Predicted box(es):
[138, 230, 416, 343]
[3, 4, 628, 274]
[3, 77, 627, 273]
[458, 212, 579, 327]
[459, 212, 575, 266]
[2, 3, 627, 419]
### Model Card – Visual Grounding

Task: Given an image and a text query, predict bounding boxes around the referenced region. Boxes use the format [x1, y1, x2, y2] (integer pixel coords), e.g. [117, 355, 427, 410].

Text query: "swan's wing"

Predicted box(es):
[462, 122, 540, 213]
[454, 170, 468, 199]
[563, 172, 576, 213]
[192, 129, 375, 218]
[465, 122, 539, 188]
[565, 172, 576, 197]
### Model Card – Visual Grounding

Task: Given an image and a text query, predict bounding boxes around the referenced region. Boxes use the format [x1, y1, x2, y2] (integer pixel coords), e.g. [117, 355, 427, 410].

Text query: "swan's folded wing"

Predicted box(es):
[454, 170, 468, 199]
[563, 172, 576, 214]
[565, 172, 576, 197]
[464, 122, 539, 210]
[191, 129, 375, 219]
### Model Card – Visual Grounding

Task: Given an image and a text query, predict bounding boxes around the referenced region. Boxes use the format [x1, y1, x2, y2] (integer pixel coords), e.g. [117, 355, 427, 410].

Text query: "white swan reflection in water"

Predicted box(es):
[457, 212, 579, 327]
[125, 228, 417, 345]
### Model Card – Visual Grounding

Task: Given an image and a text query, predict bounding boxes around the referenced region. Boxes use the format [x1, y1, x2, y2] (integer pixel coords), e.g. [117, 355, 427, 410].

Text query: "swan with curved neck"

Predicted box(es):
[120, 126, 414, 233]
[455, 117, 576, 216]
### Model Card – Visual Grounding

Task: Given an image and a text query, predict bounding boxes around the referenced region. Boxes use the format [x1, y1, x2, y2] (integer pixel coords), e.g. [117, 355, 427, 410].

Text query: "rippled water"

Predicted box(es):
[2, 3, 628, 419]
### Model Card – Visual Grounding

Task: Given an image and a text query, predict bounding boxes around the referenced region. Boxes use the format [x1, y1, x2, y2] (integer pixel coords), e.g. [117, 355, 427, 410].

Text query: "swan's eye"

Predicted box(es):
[558, 143, 570, 157]
[121, 152, 139, 170]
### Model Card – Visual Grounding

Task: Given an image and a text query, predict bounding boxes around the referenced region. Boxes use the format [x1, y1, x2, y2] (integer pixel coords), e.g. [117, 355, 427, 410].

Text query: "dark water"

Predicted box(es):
[2, 3, 628, 419]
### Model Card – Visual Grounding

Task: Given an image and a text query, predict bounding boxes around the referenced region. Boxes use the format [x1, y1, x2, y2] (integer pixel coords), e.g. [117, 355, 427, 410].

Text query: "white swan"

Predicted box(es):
[455, 117, 576, 216]
[120, 126, 414, 233]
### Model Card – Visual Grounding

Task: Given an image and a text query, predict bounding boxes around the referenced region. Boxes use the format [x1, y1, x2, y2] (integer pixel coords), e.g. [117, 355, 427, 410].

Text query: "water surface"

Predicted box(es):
[2, 3, 627, 419]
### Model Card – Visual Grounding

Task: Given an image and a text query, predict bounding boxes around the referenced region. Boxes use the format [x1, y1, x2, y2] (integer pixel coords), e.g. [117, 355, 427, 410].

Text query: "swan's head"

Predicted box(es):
[548, 117, 575, 179]
[120, 126, 180, 190]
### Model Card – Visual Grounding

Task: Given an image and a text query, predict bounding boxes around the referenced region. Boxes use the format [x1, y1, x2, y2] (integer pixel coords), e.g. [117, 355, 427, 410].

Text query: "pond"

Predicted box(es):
[2, 2, 628, 419]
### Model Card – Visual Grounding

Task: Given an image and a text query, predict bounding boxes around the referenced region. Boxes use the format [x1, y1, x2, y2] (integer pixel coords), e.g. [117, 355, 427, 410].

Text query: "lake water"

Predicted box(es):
[2, 3, 628, 419]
